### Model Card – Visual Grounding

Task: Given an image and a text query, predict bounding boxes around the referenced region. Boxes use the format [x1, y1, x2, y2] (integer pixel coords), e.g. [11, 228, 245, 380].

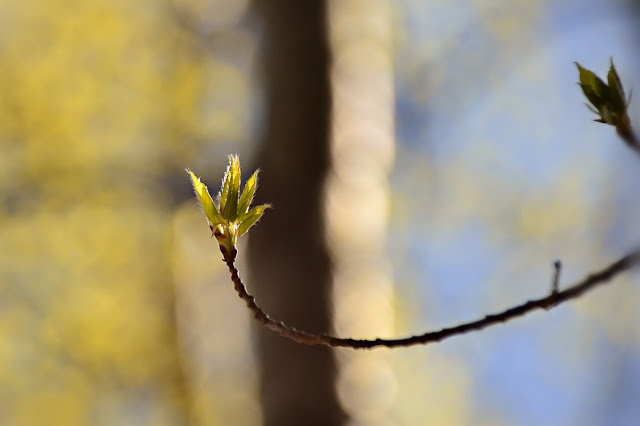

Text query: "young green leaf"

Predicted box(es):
[607, 59, 627, 113]
[229, 155, 241, 219]
[220, 155, 241, 219]
[186, 169, 221, 226]
[576, 62, 608, 111]
[238, 170, 259, 215]
[237, 205, 271, 236]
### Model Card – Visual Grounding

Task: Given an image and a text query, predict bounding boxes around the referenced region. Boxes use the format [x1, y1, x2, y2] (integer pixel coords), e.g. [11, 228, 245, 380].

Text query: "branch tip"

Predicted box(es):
[551, 260, 562, 295]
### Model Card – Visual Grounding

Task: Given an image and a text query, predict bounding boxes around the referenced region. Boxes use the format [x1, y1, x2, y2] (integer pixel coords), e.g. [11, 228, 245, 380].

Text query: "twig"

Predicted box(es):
[223, 248, 640, 349]
[551, 260, 562, 294]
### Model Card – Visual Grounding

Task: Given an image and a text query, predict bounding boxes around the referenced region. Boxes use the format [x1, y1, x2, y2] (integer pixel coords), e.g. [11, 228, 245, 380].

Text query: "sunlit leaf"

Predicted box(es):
[219, 161, 231, 216]
[221, 155, 241, 219]
[237, 205, 271, 236]
[238, 170, 259, 215]
[186, 169, 221, 225]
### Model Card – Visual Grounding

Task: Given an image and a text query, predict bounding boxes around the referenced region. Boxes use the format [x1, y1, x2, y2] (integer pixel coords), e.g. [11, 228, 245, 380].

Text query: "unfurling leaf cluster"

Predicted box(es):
[576, 59, 635, 144]
[187, 155, 270, 257]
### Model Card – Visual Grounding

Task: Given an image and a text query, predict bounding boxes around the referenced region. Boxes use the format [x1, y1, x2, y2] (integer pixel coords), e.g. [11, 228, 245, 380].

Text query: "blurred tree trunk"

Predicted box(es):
[248, 1, 346, 425]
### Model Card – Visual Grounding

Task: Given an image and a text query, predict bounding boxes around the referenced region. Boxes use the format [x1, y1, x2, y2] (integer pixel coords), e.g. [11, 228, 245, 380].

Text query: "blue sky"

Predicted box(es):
[391, 1, 640, 424]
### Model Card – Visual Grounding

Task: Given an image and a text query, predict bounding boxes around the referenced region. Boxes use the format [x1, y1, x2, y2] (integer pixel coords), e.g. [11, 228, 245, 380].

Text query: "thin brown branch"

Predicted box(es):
[617, 115, 640, 155]
[223, 248, 640, 349]
[620, 128, 640, 155]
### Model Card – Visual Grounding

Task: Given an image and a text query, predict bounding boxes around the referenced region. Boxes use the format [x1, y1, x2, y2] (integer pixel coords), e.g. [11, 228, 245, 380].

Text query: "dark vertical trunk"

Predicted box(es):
[248, 1, 346, 425]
